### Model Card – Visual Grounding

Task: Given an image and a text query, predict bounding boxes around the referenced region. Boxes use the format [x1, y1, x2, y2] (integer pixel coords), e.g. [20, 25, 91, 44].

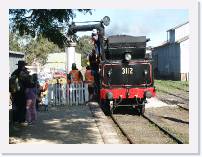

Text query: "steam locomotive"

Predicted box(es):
[68, 16, 156, 115]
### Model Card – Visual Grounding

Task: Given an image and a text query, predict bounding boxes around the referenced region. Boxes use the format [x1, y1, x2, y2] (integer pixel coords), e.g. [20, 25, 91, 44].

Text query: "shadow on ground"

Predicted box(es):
[9, 105, 103, 144]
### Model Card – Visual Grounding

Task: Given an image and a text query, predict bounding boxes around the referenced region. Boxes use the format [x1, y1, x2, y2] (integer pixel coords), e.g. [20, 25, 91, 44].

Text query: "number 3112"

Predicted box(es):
[122, 68, 133, 74]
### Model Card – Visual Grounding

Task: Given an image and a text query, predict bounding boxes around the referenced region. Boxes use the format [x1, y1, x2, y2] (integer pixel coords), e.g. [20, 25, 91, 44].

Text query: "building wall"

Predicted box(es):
[152, 22, 189, 81]
[9, 51, 25, 76]
[180, 38, 189, 81]
[44, 52, 67, 72]
[44, 52, 82, 72]
[152, 43, 180, 80]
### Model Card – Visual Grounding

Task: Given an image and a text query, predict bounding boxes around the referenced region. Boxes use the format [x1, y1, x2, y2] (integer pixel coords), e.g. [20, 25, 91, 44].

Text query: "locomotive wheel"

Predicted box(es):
[137, 101, 145, 115]
[137, 104, 145, 115]
[100, 100, 111, 116]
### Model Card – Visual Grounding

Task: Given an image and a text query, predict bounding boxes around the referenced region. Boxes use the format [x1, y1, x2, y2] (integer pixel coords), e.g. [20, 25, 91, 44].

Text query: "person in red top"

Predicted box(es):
[68, 63, 83, 84]
[85, 66, 95, 100]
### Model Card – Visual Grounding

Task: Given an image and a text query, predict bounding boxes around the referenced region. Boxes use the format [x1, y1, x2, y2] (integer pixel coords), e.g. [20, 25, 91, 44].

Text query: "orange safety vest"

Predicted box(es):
[69, 70, 82, 84]
[85, 70, 94, 86]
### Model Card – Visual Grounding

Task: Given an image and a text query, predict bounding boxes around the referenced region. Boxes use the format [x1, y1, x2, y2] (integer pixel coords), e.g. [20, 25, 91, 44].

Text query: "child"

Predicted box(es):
[25, 77, 37, 124]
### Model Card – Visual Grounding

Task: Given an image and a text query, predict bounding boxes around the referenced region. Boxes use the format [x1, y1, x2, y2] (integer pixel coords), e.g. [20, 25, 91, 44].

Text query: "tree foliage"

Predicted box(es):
[75, 35, 94, 67]
[24, 35, 61, 65]
[9, 9, 92, 48]
[9, 32, 22, 51]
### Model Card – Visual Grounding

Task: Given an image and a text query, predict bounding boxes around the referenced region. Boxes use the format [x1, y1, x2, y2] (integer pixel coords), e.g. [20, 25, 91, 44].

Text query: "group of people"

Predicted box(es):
[9, 28, 102, 126]
[9, 60, 48, 127]
[66, 29, 102, 100]
[67, 60, 98, 101]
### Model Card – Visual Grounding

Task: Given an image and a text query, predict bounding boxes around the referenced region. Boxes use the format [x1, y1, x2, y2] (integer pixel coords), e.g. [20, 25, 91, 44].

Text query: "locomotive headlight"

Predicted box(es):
[125, 53, 132, 61]
[144, 69, 148, 76]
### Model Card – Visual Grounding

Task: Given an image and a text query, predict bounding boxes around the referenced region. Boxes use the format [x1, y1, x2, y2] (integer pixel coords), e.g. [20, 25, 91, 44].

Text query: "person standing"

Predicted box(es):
[68, 63, 83, 84]
[91, 29, 101, 57]
[85, 66, 95, 101]
[25, 75, 37, 124]
[88, 49, 100, 96]
[31, 74, 40, 111]
[10, 60, 29, 125]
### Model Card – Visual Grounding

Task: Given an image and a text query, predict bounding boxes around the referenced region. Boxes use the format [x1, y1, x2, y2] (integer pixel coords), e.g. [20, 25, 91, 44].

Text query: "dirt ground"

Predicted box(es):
[145, 106, 189, 143]
[9, 105, 104, 144]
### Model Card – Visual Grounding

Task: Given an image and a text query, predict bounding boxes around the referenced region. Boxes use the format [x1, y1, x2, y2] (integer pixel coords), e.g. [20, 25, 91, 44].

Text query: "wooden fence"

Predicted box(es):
[47, 83, 89, 106]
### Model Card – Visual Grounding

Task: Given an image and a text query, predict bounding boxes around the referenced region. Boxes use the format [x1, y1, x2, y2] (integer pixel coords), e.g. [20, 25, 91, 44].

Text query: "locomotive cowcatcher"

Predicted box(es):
[68, 16, 156, 115]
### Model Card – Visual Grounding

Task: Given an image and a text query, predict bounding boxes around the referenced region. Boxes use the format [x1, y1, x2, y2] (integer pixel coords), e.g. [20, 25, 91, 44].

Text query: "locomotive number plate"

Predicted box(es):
[122, 67, 133, 75]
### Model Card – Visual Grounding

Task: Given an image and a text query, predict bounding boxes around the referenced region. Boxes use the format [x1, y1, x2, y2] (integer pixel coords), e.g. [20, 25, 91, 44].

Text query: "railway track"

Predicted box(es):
[110, 113, 184, 144]
[110, 115, 134, 144]
[142, 114, 183, 144]
[176, 104, 189, 111]
[156, 93, 189, 111]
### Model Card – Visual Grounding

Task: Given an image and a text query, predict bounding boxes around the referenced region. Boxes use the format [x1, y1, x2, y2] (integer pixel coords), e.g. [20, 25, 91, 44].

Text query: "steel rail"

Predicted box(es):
[175, 104, 189, 111]
[110, 113, 184, 144]
[142, 114, 184, 144]
[110, 115, 134, 144]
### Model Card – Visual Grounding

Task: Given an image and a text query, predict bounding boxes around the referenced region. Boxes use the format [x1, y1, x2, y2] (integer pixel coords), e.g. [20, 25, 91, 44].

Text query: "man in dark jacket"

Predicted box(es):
[10, 60, 29, 124]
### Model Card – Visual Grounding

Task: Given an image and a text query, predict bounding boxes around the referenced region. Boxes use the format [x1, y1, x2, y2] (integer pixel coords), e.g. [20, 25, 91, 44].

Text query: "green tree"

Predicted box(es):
[76, 35, 94, 67]
[9, 32, 22, 51]
[25, 35, 61, 65]
[9, 9, 92, 48]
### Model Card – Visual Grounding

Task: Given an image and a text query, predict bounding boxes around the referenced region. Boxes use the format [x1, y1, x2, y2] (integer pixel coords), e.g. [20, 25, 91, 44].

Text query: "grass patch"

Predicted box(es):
[154, 80, 189, 93]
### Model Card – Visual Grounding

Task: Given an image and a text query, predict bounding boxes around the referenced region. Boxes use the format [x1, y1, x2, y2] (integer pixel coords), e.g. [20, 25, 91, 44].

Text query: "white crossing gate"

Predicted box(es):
[67, 83, 89, 105]
[48, 82, 89, 106]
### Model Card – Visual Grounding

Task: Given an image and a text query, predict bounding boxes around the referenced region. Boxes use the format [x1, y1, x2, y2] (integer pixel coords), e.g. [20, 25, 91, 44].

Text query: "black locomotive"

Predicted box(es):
[68, 16, 156, 115]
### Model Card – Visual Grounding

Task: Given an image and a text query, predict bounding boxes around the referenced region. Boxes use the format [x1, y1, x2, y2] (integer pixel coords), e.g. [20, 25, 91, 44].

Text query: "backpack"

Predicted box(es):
[9, 75, 21, 93]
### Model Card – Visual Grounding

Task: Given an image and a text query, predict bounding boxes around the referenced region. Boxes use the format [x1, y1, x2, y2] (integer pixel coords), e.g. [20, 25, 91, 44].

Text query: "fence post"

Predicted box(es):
[49, 82, 90, 106]
[66, 83, 69, 105]
[84, 83, 89, 102]
[51, 84, 55, 106]
[62, 83, 66, 105]
[79, 83, 84, 105]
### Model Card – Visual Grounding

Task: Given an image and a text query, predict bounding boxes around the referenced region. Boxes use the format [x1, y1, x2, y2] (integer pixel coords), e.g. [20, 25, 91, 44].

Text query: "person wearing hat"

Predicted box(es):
[10, 60, 30, 125]
[12, 60, 29, 76]
[68, 63, 83, 84]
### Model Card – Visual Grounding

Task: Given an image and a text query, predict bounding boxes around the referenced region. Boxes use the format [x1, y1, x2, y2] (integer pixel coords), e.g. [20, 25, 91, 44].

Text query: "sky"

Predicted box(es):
[73, 9, 188, 47]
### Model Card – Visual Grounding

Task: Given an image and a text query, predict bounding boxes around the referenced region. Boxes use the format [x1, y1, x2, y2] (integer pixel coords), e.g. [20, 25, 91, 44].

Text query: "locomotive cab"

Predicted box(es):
[100, 35, 156, 115]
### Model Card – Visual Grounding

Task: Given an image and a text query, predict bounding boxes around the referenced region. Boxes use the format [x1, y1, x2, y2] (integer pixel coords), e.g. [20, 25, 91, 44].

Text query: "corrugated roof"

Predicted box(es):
[176, 36, 189, 43]
[9, 51, 25, 55]
[167, 21, 189, 31]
